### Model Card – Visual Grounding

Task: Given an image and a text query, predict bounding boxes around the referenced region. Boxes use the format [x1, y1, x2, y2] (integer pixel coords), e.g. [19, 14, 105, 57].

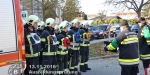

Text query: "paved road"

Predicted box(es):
[90, 38, 114, 44]
[81, 57, 144, 75]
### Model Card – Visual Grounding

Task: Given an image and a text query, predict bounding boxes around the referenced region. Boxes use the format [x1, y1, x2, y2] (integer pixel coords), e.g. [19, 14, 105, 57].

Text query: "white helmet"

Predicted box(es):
[59, 21, 69, 29]
[82, 21, 89, 27]
[40, 21, 45, 26]
[54, 25, 60, 31]
[27, 15, 39, 26]
[45, 18, 56, 27]
[38, 21, 45, 29]
[22, 20, 26, 25]
[72, 19, 80, 26]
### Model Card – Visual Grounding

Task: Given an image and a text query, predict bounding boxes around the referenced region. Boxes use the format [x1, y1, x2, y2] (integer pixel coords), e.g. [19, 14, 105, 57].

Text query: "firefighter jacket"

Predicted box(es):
[138, 23, 150, 60]
[24, 25, 41, 58]
[40, 27, 57, 56]
[37, 29, 43, 36]
[107, 29, 139, 67]
[79, 28, 90, 47]
[67, 27, 82, 50]
[56, 32, 70, 55]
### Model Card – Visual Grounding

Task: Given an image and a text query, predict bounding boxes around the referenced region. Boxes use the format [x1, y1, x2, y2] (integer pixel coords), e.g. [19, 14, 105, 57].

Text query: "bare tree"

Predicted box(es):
[105, 0, 150, 18]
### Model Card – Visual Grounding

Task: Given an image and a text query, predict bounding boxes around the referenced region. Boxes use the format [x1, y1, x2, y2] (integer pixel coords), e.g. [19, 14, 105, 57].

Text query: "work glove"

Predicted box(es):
[104, 46, 109, 51]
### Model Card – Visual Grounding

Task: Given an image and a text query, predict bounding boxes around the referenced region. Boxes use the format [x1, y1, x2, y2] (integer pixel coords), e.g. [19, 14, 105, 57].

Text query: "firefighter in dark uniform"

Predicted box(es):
[40, 18, 57, 75]
[54, 25, 60, 36]
[37, 21, 45, 68]
[56, 21, 71, 75]
[37, 21, 45, 36]
[104, 21, 139, 75]
[79, 21, 91, 72]
[68, 19, 82, 75]
[24, 15, 41, 75]
[138, 17, 150, 75]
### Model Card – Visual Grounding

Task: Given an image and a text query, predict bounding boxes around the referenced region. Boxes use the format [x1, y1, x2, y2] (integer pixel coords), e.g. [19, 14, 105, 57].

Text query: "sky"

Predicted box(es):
[80, 0, 146, 15]
[80, 0, 106, 15]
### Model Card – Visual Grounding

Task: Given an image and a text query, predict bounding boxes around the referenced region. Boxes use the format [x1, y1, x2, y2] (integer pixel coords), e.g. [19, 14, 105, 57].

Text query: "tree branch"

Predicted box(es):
[132, 0, 139, 10]
[143, 0, 150, 6]
[122, 1, 137, 11]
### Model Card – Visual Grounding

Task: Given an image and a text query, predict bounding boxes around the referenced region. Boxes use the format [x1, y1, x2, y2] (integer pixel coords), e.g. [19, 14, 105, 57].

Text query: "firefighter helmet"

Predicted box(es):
[54, 25, 60, 31]
[82, 21, 89, 27]
[38, 21, 45, 29]
[45, 18, 56, 27]
[72, 19, 80, 26]
[27, 15, 39, 26]
[59, 21, 69, 29]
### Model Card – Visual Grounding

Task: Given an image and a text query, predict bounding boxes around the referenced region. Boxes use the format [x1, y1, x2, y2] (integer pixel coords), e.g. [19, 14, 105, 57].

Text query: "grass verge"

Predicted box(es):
[89, 42, 116, 57]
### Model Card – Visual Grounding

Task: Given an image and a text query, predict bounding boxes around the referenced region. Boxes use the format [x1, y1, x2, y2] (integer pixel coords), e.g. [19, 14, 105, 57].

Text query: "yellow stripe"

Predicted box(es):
[27, 35, 33, 55]
[108, 44, 115, 50]
[140, 54, 150, 57]
[41, 38, 46, 42]
[119, 58, 139, 62]
[121, 37, 138, 44]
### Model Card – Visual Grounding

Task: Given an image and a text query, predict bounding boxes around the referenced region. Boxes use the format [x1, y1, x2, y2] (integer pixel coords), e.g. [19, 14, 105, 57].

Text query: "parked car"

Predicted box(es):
[131, 24, 138, 33]
[67, 25, 95, 41]
[115, 27, 120, 36]
[92, 25, 113, 39]
[88, 25, 96, 40]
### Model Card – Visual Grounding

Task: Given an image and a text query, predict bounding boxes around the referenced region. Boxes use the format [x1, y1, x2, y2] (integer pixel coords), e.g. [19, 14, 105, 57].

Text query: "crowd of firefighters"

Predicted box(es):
[23, 15, 91, 75]
[23, 14, 150, 75]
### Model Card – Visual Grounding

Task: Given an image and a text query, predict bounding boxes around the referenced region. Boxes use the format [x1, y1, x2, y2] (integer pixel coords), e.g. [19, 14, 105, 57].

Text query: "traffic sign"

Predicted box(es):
[55, 6, 62, 17]
[21, 11, 28, 21]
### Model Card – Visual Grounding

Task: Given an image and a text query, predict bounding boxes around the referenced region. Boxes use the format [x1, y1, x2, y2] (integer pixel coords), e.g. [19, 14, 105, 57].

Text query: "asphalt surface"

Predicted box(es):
[81, 57, 144, 75]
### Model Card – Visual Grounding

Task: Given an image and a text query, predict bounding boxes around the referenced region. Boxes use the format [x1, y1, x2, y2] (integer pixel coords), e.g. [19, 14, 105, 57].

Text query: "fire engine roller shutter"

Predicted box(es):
[0, 0, 17, 53]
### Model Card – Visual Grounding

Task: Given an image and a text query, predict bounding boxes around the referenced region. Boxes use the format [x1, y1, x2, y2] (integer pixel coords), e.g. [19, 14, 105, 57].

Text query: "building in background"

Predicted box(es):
[20, 0, 43, 20]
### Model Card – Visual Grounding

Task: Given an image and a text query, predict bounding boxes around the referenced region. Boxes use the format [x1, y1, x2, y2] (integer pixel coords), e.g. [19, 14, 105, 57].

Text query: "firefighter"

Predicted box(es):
[138, 17, 150, 75]
[37, 21, 45, 36]
[56, 21, 71, 75]
[54, 25, 60, 36]
[37, 21, 45, 68]
[104, 21, 139, 75]
[68, 19, 82, 75]
[24, 15, 41, 75]
[40, 18, 57, 75]
[79, 21, 91, 72]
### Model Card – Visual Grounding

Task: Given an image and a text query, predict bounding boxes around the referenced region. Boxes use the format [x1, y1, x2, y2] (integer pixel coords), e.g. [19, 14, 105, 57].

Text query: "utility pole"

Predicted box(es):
[42, 0, 44, 21]
[31, 0, 33, 14]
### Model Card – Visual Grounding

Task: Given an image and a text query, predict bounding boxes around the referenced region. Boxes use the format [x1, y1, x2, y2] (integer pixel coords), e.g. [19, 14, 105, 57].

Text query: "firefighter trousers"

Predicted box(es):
[24, 57, 39, 75]
[79, 46, 86, 71]
[84, 46, 89, 68]
[43, 55, 57, 75]
[69, 49, 79, 74]
[142, 59, 150, 69]
[64, 54, 69, 75]
[57, 54, 64, 75]
[39, 50, 43, 65]
[57, 54, 69, 75]
[121, 66, 139, 75]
